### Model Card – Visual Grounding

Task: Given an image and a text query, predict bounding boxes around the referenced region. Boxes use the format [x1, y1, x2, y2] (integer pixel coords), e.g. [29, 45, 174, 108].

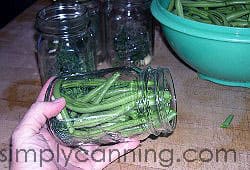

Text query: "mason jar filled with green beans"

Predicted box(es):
[105, 0, 155, 67]
[45, 67, 177, 146]
[36, 3, 96, 84]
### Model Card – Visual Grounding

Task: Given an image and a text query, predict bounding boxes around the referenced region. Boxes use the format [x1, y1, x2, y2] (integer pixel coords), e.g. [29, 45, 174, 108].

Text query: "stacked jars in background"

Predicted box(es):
[105, 0, 154, 67]
[36, 3, 96, 84]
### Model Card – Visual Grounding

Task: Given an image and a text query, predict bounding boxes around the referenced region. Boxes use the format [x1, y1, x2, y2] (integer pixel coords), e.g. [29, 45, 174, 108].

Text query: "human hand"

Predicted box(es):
[11, 78, 140, 170]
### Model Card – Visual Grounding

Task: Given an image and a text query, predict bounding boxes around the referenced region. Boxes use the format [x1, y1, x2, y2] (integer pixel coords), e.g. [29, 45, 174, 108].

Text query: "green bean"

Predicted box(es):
[76, 108, 176, 139]
[246, 4, 250, 9]
[167, 0, 250, 27]
[226, 9, 250, 21]
[73, 102, 136, 128]
[69, 111, 78, 118]
[93, 72, 120, 104]
[102, 91, 134, 104]
[51, 70, 176, 141]
[175, 0, 184, 17]
[168, 0, 175, 12]
[210, 10, 229, 25]
[62, 78, 146, 89]
[77, 83, 106, 103]
[103, 88, 132, 98]
[188, 7, 210, 19]
[220, 114, 234, 128]
[167, 109, 177, 121]
[53, 80, 75, 133]
[119, 125, 145, 137]
[182, 0, 250, 8]
[124, 110, 139, 119]
[66, 92, 142, 113]
[72, 118, 146, 138]
[60, 93, 90, 107]
[215, 7, 235, 14]
[230, 21, 250, 27]
[182, 1, 226, 8]
[232, 18, 247, 22]
[208, 12, 223, 25]
[206, 0, 227, 2]
[62, 79, 104, 88]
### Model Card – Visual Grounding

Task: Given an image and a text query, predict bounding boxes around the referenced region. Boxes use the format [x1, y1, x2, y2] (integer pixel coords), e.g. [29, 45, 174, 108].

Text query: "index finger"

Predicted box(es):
[36, 77, 56, 102]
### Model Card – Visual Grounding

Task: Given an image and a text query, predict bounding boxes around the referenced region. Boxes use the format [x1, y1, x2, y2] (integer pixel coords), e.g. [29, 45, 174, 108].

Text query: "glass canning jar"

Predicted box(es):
[54, 0, 105, 64]
[80, 0, 105, 64]
[105, 0, 154, 67]
[45, 67, 177, 146]
[36, 3, 96, 84]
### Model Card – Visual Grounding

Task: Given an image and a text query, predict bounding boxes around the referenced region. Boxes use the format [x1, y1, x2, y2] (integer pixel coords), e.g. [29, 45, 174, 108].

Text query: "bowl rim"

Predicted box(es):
[151, 0, 250, 43]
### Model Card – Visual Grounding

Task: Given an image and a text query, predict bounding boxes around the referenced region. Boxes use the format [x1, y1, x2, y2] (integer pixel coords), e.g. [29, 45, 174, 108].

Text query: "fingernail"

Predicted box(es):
[53, 97, 65, 103]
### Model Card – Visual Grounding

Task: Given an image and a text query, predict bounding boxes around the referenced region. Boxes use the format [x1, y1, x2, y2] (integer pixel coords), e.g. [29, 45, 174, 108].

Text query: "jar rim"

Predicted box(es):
[59, 0, 99, 9]
[36, 3, 88, 35]
[138, 67, 177, 135]
[112, 0, 152, 6]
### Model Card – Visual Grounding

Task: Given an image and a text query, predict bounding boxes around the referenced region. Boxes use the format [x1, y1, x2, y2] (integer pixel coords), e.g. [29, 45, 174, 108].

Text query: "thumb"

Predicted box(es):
[15, 98, 66, 137]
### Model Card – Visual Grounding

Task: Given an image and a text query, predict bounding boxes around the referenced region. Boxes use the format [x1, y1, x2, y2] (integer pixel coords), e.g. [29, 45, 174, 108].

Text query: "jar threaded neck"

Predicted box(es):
[36, 3, 88, 36]
[137, 67, 177, 136]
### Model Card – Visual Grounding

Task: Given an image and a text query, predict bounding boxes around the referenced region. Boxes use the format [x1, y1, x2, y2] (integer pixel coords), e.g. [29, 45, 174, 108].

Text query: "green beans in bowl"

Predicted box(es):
[151, 0, 250, 87]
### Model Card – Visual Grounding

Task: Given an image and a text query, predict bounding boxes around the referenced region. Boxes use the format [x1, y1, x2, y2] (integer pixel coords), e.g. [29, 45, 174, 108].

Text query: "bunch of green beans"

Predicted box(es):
[168, 0, 250, 27]
[51, 72, 176, 141]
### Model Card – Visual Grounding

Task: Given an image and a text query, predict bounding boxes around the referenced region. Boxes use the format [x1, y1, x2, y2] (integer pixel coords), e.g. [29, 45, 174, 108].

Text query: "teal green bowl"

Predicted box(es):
[151, 0, 250, 88]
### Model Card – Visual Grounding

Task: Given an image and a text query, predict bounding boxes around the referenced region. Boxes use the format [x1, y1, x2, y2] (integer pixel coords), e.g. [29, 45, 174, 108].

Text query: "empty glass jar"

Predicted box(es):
[82, 0, 104, 63]
[45, 67, 177, 146]
[53, 0, 105, 64]
[105, 0, 154, 67]
[36, 3, 96, 84]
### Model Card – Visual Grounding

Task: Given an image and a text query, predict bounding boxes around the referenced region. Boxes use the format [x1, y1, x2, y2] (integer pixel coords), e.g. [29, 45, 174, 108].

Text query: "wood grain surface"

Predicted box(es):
[0, 0, 249, 169]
